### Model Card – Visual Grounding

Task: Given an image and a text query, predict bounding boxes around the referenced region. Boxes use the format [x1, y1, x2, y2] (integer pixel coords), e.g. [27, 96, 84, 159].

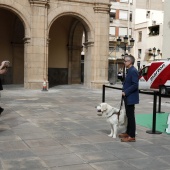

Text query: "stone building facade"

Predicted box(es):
[0, 0, 110, 89]
[109, 0, 135, 84]
[135, 0, 165, 62]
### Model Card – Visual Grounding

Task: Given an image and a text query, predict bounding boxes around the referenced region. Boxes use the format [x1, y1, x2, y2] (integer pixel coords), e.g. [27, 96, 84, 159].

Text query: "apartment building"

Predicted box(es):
[135, 0, 164, 68]
[109, 0, 135, 83]
[162, 0, 170, 59]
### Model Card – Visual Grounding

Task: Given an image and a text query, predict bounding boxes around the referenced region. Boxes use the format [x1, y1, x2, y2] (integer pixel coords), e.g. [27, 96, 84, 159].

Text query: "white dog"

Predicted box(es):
[96, 103, 127, 138]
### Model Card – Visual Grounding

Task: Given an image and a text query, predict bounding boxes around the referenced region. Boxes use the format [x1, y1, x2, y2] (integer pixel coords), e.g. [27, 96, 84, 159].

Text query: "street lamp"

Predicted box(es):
[117, 35, 135, 55]
[117, 35, 135, 82]
[148, 47, 161, 61]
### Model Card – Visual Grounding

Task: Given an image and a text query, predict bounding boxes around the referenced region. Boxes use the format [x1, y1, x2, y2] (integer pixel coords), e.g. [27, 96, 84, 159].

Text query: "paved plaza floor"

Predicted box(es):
[0, 84, 170, 170]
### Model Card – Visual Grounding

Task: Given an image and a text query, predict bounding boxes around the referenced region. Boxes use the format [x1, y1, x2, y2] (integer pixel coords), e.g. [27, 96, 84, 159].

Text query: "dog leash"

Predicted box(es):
[119, 96, 124, 111]
[117, 96, 124, 121]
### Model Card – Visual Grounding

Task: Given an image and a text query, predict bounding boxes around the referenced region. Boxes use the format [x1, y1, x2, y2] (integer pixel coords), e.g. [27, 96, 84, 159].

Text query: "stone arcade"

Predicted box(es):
[0, 0, 110, 89]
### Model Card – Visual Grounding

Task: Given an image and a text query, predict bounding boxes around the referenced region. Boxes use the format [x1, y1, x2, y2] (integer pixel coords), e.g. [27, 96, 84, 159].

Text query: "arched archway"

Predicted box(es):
[48, 15, 89, 87]
[0, 8, 25, 84]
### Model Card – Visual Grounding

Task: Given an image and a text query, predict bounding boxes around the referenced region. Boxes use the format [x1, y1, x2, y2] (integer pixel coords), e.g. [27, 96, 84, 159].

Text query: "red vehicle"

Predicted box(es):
[139, 60, 170, 94]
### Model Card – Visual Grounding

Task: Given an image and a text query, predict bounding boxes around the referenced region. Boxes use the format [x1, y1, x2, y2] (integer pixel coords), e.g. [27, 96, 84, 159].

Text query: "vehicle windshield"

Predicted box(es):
[139, 66, 149, 76]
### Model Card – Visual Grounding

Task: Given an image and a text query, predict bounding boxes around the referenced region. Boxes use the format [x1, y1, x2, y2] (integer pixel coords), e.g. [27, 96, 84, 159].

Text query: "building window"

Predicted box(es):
[138, 31, 142, 42]
[138, 49, 142, 59]
[129, 28, 132, 37]
[109, 46, 119, 53]
[129, 11, 132, 22]
[119, 0, 133, 4]
[120, 0, 128, 3]
[119, 27, 128, 36]
[110, 9, 116, 22]
[109, 27, 116, 35]
[109, 47, 114, 51]
[119, 10, 128, 20]
[146, 11, 150, 18]
[148, 25, 159, 36]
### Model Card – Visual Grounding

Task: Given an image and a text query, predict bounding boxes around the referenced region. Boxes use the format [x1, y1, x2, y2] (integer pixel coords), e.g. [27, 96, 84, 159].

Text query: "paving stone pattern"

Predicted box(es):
[0, 84, 170, 170]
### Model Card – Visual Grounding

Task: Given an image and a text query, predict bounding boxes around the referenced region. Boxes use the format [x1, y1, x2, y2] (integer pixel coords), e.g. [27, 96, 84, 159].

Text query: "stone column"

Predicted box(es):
[23, 37, 31, 88]
[27, 0, 49, 89]
[90, 2, 110, 88]
[84, 41, 94, 87]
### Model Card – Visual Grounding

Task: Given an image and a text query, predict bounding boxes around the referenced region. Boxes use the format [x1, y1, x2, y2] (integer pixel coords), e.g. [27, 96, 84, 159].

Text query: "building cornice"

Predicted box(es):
[84, 41, 94, 47]
[94, 3, 111, 14]
[23, 37, 31, 44]
[58, 0, 109, 5]
[29, 0, 49, 7]
[58, 0, 110, 13]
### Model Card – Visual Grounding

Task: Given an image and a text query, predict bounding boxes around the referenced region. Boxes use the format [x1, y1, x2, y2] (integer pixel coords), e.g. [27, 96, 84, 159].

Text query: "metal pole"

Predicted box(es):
[158, 86, 162, 113]
[152, 91, 157, 133]
[146, 91, 162, 134]
[102, 85, 105, 102]
[122, 45, 126, 82]
[158, 93, 161, 113]
[157, 85, 165, 113]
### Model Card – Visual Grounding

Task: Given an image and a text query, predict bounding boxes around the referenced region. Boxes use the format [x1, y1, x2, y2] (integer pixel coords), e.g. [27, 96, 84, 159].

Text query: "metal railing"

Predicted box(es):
[102, 84, 170, 135]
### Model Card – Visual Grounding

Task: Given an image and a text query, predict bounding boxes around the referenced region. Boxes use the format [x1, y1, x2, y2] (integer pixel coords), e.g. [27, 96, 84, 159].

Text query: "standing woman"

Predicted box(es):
[119, 55, 139, 142]
[0, 61, 10, 115]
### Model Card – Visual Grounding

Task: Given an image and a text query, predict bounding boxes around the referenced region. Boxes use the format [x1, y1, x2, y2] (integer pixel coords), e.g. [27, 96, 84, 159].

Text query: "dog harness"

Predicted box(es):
[107, 96, 124, 120]
[106, 108, 120, 120]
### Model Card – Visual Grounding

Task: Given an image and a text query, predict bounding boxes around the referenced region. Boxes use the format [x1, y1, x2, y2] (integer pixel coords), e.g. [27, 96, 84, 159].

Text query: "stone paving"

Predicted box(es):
[0, 84, 170, 170]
